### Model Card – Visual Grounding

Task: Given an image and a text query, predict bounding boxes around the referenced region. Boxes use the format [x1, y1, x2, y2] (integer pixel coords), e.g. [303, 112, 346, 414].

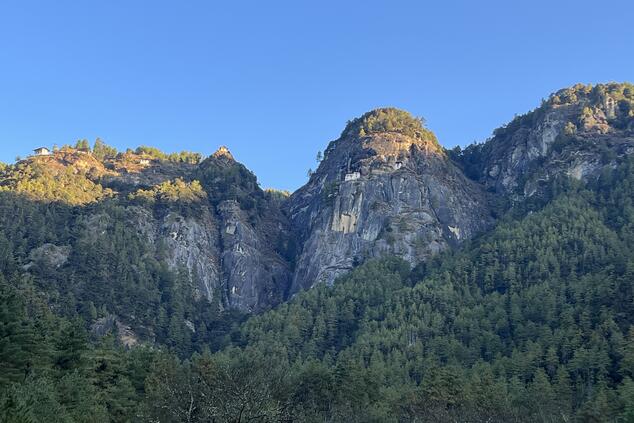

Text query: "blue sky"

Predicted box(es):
[1, 1, 632, 191]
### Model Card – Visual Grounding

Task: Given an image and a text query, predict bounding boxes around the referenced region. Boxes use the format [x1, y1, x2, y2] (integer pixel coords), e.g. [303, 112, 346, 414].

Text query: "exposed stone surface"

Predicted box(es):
[90, 315, 139, 348]
[218, 200, 290, 311]
[124, 148, 292, 312]
[130, 205, 223, 303]
[287, 112, 492, 292]
[25, 243, 71, 269]
[10, 83, 634, 317]
[460, 83, 634, 200]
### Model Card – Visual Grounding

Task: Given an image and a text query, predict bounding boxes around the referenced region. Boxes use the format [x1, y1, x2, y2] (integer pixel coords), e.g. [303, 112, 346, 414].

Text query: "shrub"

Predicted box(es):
[341, 108, 439, 146]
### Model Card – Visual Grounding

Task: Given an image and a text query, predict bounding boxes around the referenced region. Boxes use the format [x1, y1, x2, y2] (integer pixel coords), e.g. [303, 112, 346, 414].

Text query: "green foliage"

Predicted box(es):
[144, 350, 286, 422]
[0, 283, 41, 386]
[187, 157, 634, 421]
[550, 82, 634, 106]
[2, 138, 634, 421]
[135, 146, 202, 164]
[0, 160, 113, 205]
[92, 139, 117, 160]
[128, 178, 207, 216]
[342, 107, 439, 146]
[0, 188, 244, 360]
[549, 83, 634, 130]
[458, 83, 634, 187]
[264, 189, 291, 211]
[149, 179, 205, 203]
[0, 275, 140, 422]
[195, 155, 266, 215]
[0, 189, 248, 420]
[74, 140, 90, 152]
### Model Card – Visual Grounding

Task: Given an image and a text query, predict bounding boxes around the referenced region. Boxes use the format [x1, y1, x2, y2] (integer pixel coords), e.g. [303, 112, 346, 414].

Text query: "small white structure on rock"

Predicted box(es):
[344, 171, 361, 181]
[33, 147, 52, 156]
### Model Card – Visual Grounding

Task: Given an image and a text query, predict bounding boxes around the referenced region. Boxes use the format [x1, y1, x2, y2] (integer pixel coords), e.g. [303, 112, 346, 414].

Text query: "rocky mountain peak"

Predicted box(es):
[341, 107, 439, 145]
[458, 82, 634, 197]
[310, 108, 444, 188]
[287, 108, 491, 292]
[4, 83, 632, 319]
[212, 145, 235, 161]
[336, 107, 442, 157]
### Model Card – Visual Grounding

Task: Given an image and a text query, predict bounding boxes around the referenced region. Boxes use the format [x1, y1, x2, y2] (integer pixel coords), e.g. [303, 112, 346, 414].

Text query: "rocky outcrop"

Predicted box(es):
[459, 83, 634, 199]
[218, 200, 290, 311]
[90, 315, 139, 348]
[130, 205, 223, 304]
[24, 243, 71, 270]
[287, 108, 492, 292]
[10, 83, 634, 316]
[126, 148, 292, 312]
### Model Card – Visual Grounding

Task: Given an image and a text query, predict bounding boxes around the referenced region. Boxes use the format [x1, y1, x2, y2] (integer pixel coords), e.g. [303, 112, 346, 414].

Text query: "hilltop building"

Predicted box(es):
[33, 147, 52, 156]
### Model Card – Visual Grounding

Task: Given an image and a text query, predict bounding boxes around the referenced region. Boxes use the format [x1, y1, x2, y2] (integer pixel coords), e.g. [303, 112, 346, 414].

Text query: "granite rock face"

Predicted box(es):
[287, 111, 493, 292]
[119, 86, 634, 306]
[129, 205, 223, 304]
[9, 84, 633, 316]
[460, 83, 634, 199]
[217, 199, 290, 311]
[122, 149, 292, 312]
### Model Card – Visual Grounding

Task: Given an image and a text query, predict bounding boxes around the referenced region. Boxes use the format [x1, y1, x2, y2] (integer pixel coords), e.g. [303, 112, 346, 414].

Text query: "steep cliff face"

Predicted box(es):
[128, 194, 290, 312]
[217, 199, 290, 311]
[129, 204, 223, 304]
[194, 149, 292, 311]
[288, 108, 492, 292]
[127, 147, 292, 312]
[459, 83, 634, 199]
[4, 83, 633, 320]
[1, 145, 292, 314]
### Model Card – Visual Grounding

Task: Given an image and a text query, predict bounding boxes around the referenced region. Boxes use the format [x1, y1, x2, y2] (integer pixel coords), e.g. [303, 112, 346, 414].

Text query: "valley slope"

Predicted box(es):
[2, 82, 634, 422]
[1, 83, 633, 343]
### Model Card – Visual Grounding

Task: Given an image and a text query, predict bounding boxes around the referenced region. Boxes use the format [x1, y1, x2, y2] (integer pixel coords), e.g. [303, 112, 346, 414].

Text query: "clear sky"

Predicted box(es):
[1, 0, 632, 191]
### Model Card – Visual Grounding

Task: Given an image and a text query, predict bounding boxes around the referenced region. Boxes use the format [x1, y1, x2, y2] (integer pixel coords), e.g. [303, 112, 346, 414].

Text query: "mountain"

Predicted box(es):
[5, 84, 633, 319]
[1, 144, 291, 313]
[288, 108, 492, 292]
[1, 82, 634, 422]
[458, 82, 634, 198]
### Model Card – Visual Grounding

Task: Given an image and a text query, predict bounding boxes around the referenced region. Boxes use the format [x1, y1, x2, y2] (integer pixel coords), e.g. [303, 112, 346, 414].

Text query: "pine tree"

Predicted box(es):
[54, 320, 88, 371]
[0, 284, 40, 386]
[74, 140, 90, 151]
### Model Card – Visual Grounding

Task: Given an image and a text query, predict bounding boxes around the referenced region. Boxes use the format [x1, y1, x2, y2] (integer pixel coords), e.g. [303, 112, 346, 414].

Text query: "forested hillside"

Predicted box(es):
[147, 159, 634, 422]
[1, 83, 634, 422]
[2, 156, 634, 422]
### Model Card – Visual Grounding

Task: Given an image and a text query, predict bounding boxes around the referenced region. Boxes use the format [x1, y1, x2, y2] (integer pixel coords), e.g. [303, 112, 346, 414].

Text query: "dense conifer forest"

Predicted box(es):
[1, 146, 634, 421]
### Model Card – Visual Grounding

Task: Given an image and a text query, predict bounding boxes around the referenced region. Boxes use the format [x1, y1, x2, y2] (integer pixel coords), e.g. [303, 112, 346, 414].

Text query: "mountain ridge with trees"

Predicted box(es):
[1, 82, 634, 421]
